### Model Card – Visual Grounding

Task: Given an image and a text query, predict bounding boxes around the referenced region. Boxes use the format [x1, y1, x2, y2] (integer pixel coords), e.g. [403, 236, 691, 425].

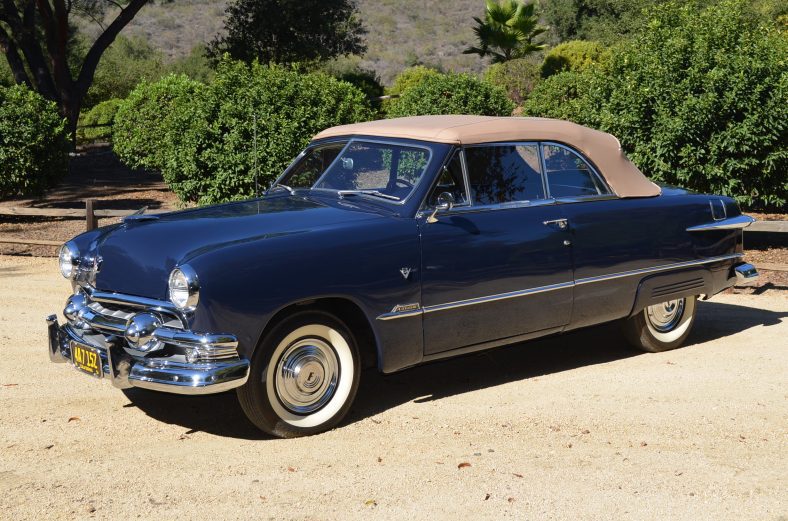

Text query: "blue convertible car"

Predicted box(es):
[47, 115, 758, 437]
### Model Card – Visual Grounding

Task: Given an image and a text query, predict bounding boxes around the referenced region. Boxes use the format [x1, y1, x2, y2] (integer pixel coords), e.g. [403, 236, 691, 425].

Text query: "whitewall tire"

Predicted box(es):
[237, 311, 360, 438]
[623, 296, 697, 353]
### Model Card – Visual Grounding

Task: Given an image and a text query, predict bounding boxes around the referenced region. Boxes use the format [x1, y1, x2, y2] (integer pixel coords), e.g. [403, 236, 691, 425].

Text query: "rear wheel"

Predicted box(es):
[237, 311, 360, 438]
[623, 296, 697, 353]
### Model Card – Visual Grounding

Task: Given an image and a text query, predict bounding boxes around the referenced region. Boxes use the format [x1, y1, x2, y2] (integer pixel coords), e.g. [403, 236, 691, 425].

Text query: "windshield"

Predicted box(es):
[275, 140, 432, 203]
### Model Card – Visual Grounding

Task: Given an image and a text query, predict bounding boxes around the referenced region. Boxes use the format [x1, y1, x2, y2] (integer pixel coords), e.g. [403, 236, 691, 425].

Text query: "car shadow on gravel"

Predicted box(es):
[120, 299, 785, 440]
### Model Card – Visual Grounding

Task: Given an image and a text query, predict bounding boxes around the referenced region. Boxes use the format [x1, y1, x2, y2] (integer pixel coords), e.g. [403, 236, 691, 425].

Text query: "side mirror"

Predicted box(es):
[427, 192, 455, 224]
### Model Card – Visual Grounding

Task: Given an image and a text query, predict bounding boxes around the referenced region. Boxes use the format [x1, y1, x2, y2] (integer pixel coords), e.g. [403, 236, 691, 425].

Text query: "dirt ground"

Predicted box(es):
[0, 255, 786, 520]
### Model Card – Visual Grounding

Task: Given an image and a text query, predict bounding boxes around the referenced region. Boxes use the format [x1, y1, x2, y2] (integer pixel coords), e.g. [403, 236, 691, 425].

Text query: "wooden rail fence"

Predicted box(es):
[0, 199, 163, 247]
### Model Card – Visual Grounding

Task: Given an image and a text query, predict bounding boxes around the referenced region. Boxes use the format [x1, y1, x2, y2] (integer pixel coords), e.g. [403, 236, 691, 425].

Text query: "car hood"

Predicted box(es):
[91, 196, 381, 299]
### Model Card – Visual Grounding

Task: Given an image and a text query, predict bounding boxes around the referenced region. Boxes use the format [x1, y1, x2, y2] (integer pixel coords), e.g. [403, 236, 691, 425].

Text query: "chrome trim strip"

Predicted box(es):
[423, 280, 575, 314]
[375, 253, 744, 320]
[88, 287, 178, 313]
[686, 215, 754, 232]
[573, 253, 743, 286]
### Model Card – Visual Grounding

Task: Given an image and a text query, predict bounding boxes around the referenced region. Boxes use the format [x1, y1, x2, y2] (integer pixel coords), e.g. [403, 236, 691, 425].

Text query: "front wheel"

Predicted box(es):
[622, 296, 697, 353]
[237, 311, 360, 438]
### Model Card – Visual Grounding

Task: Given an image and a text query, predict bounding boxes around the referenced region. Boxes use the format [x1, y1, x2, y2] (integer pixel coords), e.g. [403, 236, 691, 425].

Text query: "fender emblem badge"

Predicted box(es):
[392, 303, 420, 313]
[400, 267, 412, 279]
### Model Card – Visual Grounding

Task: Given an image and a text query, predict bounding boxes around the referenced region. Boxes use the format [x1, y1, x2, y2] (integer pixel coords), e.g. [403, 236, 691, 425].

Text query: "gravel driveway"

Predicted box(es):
[1, 255, 786, 520]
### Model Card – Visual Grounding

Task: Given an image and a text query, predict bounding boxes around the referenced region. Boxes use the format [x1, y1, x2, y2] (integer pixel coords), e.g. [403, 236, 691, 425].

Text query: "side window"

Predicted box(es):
[283, 142, 346, 188]
[464, 145, 545, 205]
[428, 151, 468, 206]
[542, 144, 609, 198]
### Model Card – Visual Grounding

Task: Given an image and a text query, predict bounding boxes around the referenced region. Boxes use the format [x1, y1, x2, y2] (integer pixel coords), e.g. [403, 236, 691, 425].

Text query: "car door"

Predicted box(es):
[418, 144, 574, 355]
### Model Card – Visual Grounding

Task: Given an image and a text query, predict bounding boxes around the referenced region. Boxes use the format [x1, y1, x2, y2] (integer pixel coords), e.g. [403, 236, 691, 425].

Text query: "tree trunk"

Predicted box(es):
[61, 91, 81, 148]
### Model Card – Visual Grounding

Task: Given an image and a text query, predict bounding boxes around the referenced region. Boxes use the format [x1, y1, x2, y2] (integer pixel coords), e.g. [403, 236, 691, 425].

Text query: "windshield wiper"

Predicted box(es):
[268, 183, 295, 195]
[337, 190, 401, 201]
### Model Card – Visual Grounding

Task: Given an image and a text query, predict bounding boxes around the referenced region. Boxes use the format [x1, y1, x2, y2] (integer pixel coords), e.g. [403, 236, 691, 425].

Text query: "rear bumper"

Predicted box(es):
[47, 315, 250, 395]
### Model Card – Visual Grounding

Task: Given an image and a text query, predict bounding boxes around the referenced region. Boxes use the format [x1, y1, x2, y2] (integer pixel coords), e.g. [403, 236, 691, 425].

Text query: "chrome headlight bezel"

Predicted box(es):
[168, 265, 199, 311]
[59, 242, 80, 279]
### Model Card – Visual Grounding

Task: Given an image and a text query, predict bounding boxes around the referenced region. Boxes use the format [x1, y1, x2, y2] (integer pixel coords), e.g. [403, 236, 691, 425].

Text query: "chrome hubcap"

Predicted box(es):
[646, 298, 686, 332]
[274, 338, 339, 414]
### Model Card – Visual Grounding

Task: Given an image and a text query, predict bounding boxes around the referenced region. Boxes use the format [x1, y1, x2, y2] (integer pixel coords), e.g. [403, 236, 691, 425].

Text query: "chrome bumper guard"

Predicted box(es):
[47, 311, 250, 395]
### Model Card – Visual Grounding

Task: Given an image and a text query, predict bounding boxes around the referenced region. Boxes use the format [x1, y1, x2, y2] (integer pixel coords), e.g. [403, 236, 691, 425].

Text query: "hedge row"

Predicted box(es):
[114, 61, 375, 205]
[0, 85, 69, 198]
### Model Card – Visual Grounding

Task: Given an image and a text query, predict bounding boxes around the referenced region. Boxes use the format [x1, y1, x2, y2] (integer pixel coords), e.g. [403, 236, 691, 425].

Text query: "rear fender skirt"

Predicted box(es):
[629, 268, 713, 317]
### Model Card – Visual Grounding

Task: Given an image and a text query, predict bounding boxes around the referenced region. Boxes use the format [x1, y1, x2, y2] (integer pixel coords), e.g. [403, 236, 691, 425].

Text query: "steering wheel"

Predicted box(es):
[395, 178, 414, 189]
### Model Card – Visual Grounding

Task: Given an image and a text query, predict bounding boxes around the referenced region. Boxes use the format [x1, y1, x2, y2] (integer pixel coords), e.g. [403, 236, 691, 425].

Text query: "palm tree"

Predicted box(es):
[464, 0, 547, 63]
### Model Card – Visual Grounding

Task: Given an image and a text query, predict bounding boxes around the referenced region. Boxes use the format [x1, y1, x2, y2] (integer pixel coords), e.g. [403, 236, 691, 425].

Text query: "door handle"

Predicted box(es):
[543, 218, 569, 230]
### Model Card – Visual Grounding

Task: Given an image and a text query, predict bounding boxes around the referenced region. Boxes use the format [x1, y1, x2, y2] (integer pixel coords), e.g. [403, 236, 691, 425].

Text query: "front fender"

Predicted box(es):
[186, 217, 423, 368]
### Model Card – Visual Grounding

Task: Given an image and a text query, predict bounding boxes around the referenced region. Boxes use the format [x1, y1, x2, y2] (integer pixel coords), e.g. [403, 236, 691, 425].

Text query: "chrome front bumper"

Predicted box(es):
[47, 315, 250, 395]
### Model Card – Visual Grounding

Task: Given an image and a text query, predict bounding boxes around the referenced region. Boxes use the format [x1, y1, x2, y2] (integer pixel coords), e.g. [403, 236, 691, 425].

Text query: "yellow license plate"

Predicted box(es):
[71, 341, 103, 378]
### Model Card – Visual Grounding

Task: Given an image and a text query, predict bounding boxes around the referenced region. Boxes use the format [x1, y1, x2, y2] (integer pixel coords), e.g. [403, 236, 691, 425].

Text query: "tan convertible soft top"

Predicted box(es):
[313, 115, 661, 198]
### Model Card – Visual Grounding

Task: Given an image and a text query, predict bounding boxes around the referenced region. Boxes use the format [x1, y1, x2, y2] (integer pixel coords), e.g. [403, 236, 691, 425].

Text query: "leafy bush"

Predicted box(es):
[387, 72, 514, 118]
[77, 99, 123, 144]
[541, 40, 605, 78]
[524, 0, 788, 208]
[114, 60, 375, 204]
[483, 56, 542, 104]
[382, 66, 442, 114]
[113, 74, 206, 173]
[0, 85, 69, 198]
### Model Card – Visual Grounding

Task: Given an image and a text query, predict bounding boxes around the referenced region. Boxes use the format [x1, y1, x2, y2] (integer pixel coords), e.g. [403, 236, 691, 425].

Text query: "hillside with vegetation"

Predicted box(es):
[83, 0, 486, 84]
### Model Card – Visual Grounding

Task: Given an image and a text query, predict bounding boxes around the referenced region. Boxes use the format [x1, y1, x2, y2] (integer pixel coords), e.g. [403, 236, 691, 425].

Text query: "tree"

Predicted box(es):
[0, 1, 153, 144]
[209, 0, 366, 65]
[464, 0, 546, 63]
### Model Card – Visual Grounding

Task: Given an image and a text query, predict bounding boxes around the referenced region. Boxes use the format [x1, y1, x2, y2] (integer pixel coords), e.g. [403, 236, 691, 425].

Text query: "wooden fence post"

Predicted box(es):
[85, 199, 98, 231]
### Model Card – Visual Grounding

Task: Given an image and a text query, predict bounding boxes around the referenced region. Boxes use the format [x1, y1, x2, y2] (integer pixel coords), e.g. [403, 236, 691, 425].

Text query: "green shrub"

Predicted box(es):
[541, 40, 605, 78]
[383, 66, 441, 114]
[113, 74, 207, 173]
[77, 99, 123, 144]
[522, 70, 600, 122]
[483, 57, 542, 104]
[0, 85, 69, 198]
[524, 0, 788, 208]
[115, 60, 375, 204]
[387, 72, 514, 118]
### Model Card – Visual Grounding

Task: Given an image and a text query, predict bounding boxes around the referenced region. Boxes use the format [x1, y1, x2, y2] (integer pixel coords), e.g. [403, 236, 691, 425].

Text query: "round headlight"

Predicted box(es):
[168, 265, 199, 310]
[59, 242, 79, 279]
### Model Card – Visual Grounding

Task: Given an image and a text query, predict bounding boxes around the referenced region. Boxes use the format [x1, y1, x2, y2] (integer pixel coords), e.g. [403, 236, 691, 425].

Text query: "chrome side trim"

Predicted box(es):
[573, 253, 743, 286]
[423, 280, 575, 314]
[375, 253, 744, 320]
[686, 215, 755, 232]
